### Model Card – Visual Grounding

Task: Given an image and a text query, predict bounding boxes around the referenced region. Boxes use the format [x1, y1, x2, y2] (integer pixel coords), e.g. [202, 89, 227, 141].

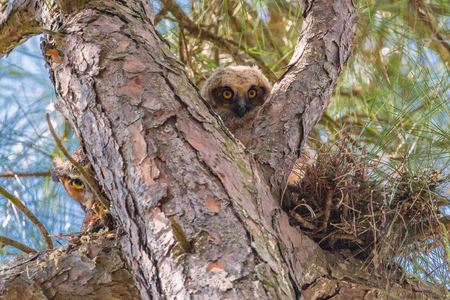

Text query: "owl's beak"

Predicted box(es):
[237, 97, 248, 117]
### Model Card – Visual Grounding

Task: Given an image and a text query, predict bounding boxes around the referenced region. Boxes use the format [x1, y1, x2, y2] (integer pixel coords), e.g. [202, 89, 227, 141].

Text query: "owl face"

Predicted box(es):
[202, 66, 272, 118]
[212, 84, 268, 117]
[51, 148, 113, 232]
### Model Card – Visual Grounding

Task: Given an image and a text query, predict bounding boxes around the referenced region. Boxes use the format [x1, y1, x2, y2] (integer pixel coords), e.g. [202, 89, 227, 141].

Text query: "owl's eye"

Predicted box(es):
[248, 89, 257, 99]
[222, 90, 233, 99]
[71, 179, 84, 189]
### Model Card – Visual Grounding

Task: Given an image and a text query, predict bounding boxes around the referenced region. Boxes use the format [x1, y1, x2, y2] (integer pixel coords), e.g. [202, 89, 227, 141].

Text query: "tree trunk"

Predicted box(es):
[0, 0, 442, 299]
[0, 235, 141, 299]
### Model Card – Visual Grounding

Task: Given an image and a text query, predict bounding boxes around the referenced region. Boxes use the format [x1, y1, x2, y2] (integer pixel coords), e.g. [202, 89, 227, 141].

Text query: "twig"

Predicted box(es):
[0, 235, 38, 254]
[321, 188, 334, 232]
[0, 171, 50, 178]
[39, 27, 65, 39]
[369, 192, 378, 268]
[49, 232, 79, 238]
[293, 203, 316, 218]
[329, 233, 363, 248]
[161, 16, 214, 29]
[290, 210, 317, 230]
[342, 190, 349, 219]
[46, 114, 110, 209]
[0, 186, 53, 249]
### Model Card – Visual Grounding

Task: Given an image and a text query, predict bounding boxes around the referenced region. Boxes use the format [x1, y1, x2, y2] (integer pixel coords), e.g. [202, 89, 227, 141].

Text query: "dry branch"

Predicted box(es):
[0, 235, 37, 254]
[0, 185, 53, 249]
[0, 171, 50, 178]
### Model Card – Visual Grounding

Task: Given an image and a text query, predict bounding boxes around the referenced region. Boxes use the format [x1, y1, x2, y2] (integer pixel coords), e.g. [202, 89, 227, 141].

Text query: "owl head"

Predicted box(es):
[201, 66, 272, 118]
[51, 148, 97, 211]
[52, 148, 113, 233]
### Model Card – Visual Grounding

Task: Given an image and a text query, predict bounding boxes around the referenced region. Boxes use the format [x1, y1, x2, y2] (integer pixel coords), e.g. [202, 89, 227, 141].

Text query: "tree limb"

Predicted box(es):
[0, 0, 43, 59]
[154, 4, 168, 25]
[0, 235, 141, 300]
[249, 0, 359, 199]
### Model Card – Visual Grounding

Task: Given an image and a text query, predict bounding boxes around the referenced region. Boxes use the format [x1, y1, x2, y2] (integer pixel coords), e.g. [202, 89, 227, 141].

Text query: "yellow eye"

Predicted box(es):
[222, 90, 233, 99]
[248, 89, 257, 98]
[71, 179, 84, 189]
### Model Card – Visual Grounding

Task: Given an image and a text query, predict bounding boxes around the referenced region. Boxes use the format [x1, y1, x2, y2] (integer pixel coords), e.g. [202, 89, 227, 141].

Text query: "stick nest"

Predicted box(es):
[284, 130, 449, 264]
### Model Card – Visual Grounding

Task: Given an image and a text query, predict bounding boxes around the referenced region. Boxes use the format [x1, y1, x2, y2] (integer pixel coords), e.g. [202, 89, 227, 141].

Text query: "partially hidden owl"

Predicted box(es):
[51, 148, 112, 233]
[201, 66, 272, 146]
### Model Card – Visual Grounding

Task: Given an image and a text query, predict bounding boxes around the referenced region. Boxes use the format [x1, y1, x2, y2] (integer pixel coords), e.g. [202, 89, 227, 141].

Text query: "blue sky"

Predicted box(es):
[0, 36, 83, 259]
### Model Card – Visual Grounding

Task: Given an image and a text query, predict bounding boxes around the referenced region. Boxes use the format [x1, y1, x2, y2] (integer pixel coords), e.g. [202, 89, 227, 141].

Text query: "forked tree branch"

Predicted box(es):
[38, 0, 329, 296]
[0, 0, 444, 299]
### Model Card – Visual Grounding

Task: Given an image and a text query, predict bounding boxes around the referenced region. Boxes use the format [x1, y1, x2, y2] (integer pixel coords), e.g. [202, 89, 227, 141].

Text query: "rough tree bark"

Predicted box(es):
[0, 0, 442, 299]
[0, 236, 141, 299]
